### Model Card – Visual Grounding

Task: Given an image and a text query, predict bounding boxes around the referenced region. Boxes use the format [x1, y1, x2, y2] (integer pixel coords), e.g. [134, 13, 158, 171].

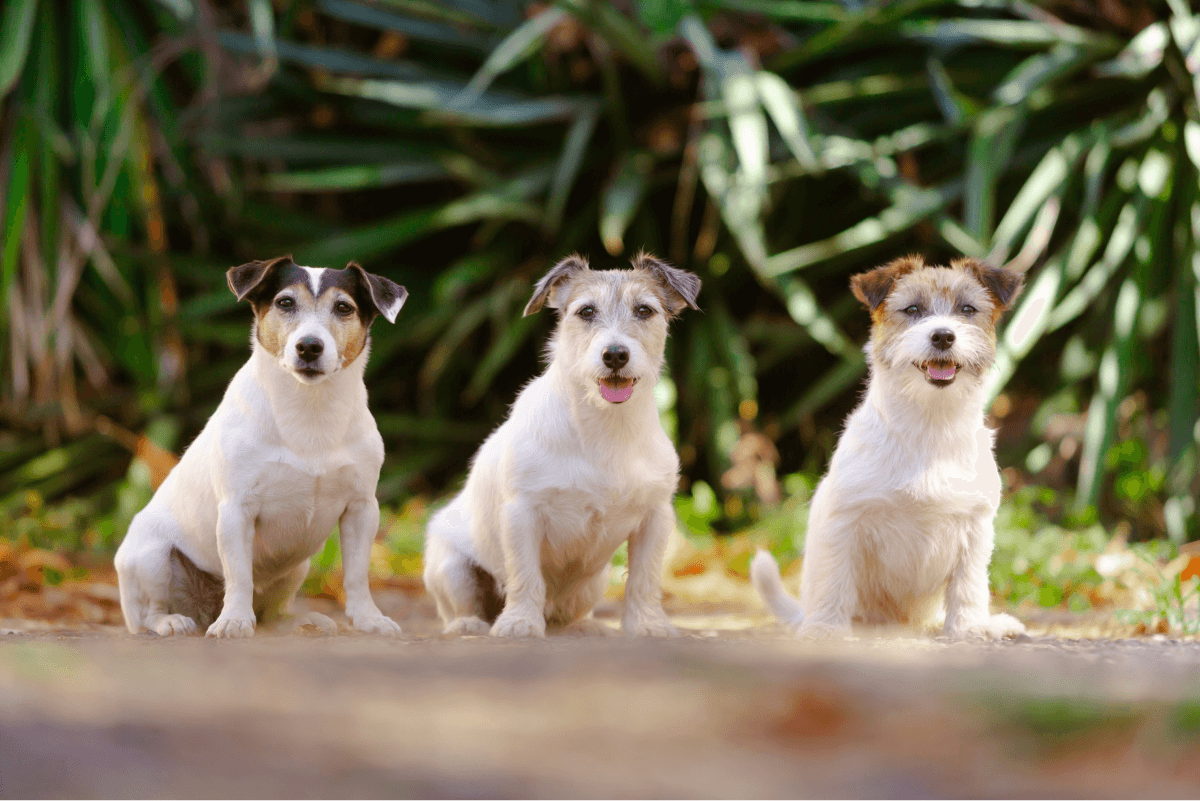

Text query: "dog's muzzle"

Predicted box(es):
[292, 336, 330, 380]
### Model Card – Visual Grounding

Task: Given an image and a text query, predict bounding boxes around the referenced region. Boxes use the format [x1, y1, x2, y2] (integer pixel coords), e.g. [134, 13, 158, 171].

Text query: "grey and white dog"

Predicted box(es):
[423, 253, 700, 638]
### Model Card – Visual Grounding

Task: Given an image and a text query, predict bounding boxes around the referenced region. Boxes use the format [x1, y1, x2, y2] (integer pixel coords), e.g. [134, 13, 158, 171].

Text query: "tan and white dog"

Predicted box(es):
[115, 256, 406, 638]
[423, 253, 700, 638]
[751, 256, 1026, 640]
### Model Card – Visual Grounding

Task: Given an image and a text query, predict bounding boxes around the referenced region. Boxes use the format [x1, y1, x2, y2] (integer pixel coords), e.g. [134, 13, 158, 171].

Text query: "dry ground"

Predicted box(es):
[3, 590, 1200, 799]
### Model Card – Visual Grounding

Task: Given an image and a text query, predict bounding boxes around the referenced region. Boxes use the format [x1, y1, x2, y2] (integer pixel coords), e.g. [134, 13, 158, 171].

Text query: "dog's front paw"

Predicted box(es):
[150, 614, 197, 636]
[350, 613, 403, 637]
[490, 612, 546, 639]
[623, 615, 679, 638]
[206, 614, 255, 639]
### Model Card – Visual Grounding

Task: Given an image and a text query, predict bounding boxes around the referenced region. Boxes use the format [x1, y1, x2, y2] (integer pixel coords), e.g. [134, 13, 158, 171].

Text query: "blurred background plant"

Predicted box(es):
[2, 0, 1198, 626]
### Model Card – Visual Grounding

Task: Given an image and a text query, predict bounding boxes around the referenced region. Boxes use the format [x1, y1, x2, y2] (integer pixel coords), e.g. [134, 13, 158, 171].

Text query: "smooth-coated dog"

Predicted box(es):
[423, 253, 700, 638]
[115, 256, 407, 638]
[751, 255, 1026, 640]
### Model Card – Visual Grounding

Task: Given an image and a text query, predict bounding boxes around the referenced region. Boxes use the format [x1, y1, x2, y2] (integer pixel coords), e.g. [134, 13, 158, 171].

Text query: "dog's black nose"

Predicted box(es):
[296, 337, 324, 363]
[602, 345, 629, 369]
[930, 328, 955, 351]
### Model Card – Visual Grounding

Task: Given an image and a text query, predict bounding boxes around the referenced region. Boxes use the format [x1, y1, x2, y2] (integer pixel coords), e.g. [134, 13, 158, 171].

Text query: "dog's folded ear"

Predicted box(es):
[347, 262, 408, 323]
[227, 256, 293, 303]
[633, 252, 701, 314]
[850, 268, 895, 311]
[850, 255, 922, 311]
[524, 254, 590, 316]
[955, 258, 1024, 310]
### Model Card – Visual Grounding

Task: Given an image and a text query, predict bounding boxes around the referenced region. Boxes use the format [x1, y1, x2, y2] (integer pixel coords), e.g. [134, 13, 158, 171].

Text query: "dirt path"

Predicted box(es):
[3, 596, 1200, 798]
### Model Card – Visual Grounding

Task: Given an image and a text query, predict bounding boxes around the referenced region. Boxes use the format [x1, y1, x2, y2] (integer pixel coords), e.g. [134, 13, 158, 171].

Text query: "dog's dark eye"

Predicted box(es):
[577, 305, 596, 321]
[903, 304, 920, 316]
[276, 297, 295, 311]
[960, 304, 977, 315]
[635, 304, 654, 319]
[335, 301, 355, 316]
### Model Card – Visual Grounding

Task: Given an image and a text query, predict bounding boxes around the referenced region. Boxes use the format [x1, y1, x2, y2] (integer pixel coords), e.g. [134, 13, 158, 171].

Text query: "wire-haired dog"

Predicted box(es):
[751, 256, 1026, 639]
[423, 253, 700, 638]
[115, 256, 406, 638]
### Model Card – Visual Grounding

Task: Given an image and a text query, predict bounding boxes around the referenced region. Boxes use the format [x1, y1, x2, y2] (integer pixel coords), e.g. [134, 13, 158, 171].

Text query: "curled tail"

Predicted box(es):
[750, 550, 805, 630]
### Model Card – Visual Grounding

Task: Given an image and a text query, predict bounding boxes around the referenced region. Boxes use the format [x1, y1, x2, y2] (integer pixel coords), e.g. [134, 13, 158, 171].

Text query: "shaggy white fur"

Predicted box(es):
[751, 256, 1026, 640]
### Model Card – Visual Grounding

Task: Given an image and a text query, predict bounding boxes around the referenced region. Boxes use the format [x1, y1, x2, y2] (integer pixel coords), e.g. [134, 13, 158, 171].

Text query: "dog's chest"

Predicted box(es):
[250, 455, 364, 570]
[537, 454, 670, 558]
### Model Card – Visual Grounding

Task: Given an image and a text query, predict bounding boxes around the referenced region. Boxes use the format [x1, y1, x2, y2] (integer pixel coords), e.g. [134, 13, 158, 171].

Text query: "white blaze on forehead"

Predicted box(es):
[300, 266, 327, 296]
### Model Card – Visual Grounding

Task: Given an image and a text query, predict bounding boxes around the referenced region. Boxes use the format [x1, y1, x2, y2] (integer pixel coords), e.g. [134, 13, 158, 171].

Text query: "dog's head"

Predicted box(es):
[227, 256, 407, 385]
[524, 252, 700, 406]
[850, 255, 1022, 391]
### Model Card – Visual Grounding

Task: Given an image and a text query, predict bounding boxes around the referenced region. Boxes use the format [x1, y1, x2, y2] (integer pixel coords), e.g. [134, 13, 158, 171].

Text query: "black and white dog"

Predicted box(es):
[115, 256, 406, 638]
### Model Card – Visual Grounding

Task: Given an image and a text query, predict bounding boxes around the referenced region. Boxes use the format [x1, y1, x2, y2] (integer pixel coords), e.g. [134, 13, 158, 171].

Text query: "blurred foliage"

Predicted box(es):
[0, 0, 1198, 551]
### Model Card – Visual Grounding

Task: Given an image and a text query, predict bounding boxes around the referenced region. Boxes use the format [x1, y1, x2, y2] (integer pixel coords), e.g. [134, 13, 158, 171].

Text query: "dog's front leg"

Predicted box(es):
[943, 520, 1023, 640]
[622, 503, 678, 637]
[207, 501, 257, 638]
[340, 496, 403, 636]
[490, 499, 547, 638]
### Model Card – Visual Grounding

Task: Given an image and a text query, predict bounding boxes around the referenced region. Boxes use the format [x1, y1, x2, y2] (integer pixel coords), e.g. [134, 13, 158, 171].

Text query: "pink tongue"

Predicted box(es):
[599, 380, 634, 403]
[928, 364, 956, 381]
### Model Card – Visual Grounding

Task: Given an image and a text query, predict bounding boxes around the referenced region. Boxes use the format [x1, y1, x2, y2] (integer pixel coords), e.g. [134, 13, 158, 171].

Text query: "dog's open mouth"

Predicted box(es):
[916, 360, 958, 386]
[598, 375, 636, 403]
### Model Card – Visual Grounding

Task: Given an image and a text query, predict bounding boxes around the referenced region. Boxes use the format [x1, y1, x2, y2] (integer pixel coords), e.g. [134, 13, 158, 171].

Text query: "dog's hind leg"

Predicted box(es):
[255, 559, 338, 636]
[426, 551, 499, 636]
[424, 505, 497, 636]
[114, 511, 199, 636]
[550, 569, 616, 636]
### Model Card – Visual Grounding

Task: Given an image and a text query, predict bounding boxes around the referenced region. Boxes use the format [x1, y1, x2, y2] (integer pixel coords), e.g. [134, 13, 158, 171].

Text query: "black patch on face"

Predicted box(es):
[228, 256, 311, 312]
[249, 263, 312, 314]
[315, 267, 373, 326]
[470, 561, 506, 625]
[318, 265, 406, 326]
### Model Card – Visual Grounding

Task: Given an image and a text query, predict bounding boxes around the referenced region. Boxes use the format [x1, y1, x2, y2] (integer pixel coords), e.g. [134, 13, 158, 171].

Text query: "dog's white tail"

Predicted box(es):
[750, 550, 805, 630]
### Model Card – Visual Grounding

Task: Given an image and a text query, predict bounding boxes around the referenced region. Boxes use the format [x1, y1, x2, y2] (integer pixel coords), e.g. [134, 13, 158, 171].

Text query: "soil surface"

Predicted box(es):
[3, 593, 1200, 799]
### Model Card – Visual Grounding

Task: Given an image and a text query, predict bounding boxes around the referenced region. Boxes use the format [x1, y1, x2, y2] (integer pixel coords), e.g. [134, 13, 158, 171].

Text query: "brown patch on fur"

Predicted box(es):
[850, 255, 924, 323]
[953, 258, 1024, 322]
[325, 288, 370, 367]
[255, 306, 288, 359]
